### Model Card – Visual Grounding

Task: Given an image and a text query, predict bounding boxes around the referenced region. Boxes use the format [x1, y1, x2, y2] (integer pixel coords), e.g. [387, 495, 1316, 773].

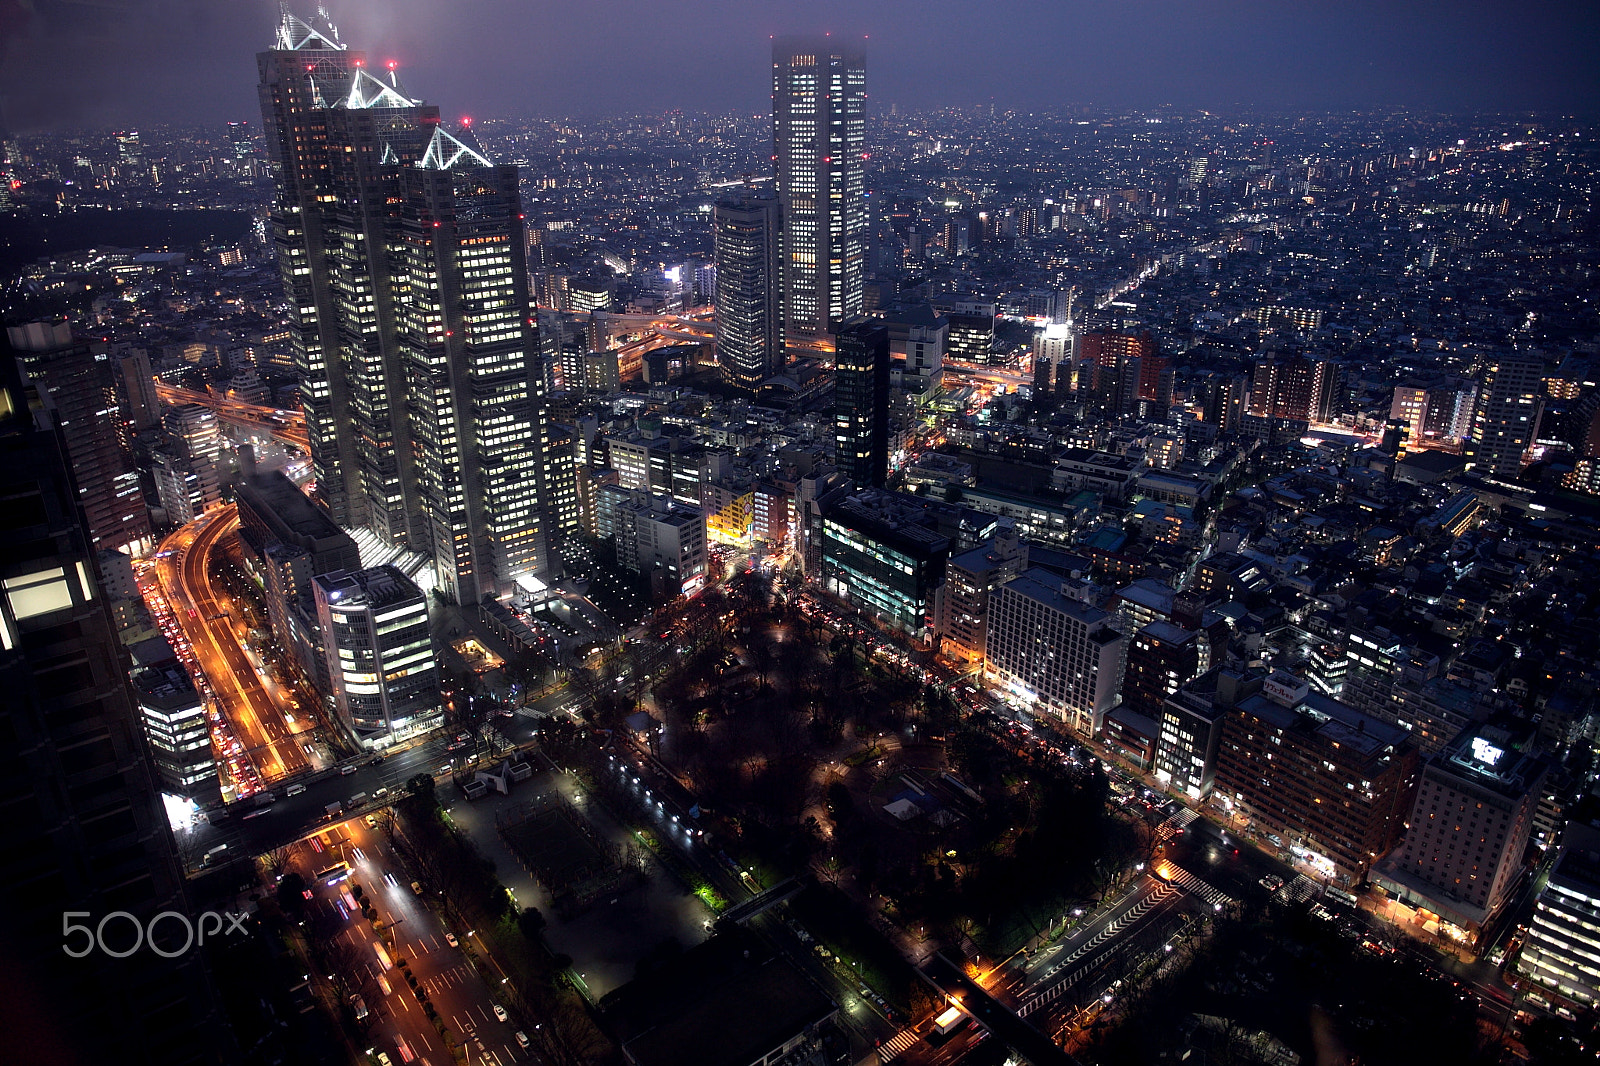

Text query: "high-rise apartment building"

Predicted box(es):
[1214, 671, 1418, 883]
[313, 565, 440, 744]
[833, 317, 890, 488]
[258, 8, 548, 602]
[934, 525, 1026, 668]
[8, 320, 152, 557]
[1467, 355, 1544, 478]
[986, 568, 1128, 737]
[1371, 725, 1545, 943]
[1249, 352, 1339, 423]
[0, 339, 231, 1064]
[772, 36, 866, 341]
[714, 189, 783, 392]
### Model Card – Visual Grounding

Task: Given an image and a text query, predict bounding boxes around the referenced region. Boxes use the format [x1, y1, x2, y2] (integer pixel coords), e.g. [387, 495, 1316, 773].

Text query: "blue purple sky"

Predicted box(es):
[2, 0, 1597, 131]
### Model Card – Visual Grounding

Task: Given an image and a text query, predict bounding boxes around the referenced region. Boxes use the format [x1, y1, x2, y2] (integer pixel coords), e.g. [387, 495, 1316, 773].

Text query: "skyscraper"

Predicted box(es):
[713, 188, 783, 392]
[772, 36, 867, 342]
[1467, 354, 1544, 478]
[258, 8, 548, 602]
[832, 317, 890, 488]
[8, 319, 152, 557]
[0, 334, 231, 1064]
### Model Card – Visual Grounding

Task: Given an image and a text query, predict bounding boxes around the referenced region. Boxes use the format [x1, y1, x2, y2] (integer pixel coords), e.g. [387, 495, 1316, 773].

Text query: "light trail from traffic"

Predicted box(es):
[148, 505, 315, 796]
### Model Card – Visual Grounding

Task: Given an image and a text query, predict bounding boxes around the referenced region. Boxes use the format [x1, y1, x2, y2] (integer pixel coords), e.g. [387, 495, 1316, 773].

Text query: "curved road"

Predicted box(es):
[157, 505, 313, 790]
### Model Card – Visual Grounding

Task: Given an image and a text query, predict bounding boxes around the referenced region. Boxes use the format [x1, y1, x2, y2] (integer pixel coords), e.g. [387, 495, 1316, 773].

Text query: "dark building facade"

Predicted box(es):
[0, 336, 230, 1063]
[8, 320, 152, 557]
[833, 317, 890, 488]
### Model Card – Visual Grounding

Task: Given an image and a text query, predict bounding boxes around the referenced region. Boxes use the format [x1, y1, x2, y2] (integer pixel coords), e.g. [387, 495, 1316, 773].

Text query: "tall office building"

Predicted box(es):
[0, 337, 231, 1063]
[258, 8, 548, 602]
[313, 565, 441, 744]
[8, 320, 152, 557]
[833, 317, 890, 488]
[772, 36, 867, 341]
[1467, 355, 1544, 478]
[713, 189, 783, 392]
[1515, 821, 1600, 1009]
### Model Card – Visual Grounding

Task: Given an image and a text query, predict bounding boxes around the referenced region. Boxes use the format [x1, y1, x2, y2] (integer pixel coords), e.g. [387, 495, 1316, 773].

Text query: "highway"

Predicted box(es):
[154, 382, 310, 450]
[153, 505, 314, 793]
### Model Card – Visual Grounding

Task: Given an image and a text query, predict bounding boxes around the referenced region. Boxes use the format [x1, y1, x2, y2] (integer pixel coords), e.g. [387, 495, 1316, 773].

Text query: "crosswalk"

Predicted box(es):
[1154, 807, 1198, 843]
[1017, 883, 1179, 1017]
[1162, 865, 1234, 909]
[877, 1026, 921, 1062]
[1280, 873, 1318, 903]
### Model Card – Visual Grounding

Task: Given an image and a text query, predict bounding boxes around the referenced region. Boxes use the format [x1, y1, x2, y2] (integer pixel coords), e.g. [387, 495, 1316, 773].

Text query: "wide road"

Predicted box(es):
[156, 505, 312, 790]
[292, 816, 531, 1065]
[155, 382, 310, 450]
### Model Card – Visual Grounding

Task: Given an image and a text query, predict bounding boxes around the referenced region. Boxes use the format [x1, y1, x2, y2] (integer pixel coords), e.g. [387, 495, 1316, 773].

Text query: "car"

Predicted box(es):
[285, 783, 306, 797]
[515, 1031, 530, 1049]
[340, 765, 357, 776]
[493, 1004, 508, 1022]
[365, 814, 378, 829]
[445, 933, 459, 948]
[350, 994, 368, 1020]
[1260, 875, 1285, 892]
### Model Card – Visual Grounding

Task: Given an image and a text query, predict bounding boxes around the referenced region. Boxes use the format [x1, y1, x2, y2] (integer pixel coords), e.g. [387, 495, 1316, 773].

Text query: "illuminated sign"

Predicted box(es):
[1470, 737, 1505, 767]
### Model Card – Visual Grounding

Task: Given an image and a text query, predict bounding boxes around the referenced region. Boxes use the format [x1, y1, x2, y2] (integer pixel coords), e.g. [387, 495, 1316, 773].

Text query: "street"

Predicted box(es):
[289, 815, 530, 1065]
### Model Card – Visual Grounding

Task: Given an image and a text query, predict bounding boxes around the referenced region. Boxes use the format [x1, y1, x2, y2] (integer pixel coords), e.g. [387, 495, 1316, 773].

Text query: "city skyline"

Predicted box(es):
[3, 0, 1600, 131]
[5, 3, 1600, 1063]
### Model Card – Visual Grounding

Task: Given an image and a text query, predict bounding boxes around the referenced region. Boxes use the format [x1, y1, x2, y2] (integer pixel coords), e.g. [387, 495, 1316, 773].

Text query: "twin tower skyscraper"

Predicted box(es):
[715, 37, 868, 391]
[261, 13, 868, 599]
[259, 9, 547, 604]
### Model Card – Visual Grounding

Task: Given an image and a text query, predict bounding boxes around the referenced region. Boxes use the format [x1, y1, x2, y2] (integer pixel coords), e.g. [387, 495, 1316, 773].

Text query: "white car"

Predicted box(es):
[445, 933, 459, 948]
[492, 1004, 508, 1022]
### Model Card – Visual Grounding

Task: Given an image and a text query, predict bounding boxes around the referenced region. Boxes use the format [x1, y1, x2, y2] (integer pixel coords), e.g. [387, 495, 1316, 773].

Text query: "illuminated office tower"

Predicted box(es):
[1467, 355, 1544, 478]
[714, 189, 783, 392]
[258, 8, 548, 601]
[313, 565, 441, 744]
[772, 36, 866, 341]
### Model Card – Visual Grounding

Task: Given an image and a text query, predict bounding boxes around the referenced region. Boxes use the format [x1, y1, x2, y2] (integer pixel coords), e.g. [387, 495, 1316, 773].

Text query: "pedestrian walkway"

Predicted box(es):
[877, 1026, 921, 1061]
[1162, 865, 1234, 909]
[1281, 874, 1319, 903]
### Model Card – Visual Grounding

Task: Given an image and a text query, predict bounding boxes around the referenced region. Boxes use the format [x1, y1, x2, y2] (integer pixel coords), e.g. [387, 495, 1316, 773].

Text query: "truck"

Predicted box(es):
[255, 790, 276, 807]
[325, 801, 342, 819]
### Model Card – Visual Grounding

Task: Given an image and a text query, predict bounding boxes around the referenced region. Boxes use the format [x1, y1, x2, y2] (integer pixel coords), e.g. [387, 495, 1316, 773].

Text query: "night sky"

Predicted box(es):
[1, 0, 1598, 131]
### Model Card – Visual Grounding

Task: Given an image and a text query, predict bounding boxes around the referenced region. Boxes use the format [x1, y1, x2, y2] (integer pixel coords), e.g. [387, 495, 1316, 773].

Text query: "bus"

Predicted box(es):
[315, 861, 351, 886]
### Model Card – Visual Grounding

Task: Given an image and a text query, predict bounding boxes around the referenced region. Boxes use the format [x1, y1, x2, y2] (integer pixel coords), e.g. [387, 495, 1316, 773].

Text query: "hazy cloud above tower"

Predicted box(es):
[1, 0, 1597, 130]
